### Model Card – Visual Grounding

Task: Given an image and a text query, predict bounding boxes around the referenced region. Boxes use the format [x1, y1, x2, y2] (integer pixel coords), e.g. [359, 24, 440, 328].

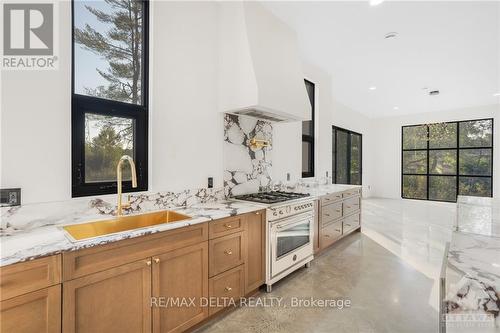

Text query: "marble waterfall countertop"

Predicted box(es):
[0, 201, 265, 267]
[278, 183, 362, 197]
[444, 196, 500, 331]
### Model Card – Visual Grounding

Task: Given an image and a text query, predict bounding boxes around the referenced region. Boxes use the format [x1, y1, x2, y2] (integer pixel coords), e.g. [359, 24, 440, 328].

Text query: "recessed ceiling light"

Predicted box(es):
[369, 86, 377, 90]
[370, 0, 385, 6]
[494, 93, 500, 97]
[393, 106, 399, 110]
[384, 32, 398, 40]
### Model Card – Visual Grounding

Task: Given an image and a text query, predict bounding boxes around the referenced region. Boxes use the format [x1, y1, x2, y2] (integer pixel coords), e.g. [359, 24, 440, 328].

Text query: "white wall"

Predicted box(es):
[371, 104, 500, 199]
[1, 1, 72, 204]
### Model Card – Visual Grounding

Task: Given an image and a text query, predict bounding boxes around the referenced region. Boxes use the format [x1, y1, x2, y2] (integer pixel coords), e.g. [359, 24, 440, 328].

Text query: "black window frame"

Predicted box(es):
[332, 126, 363, 185]
[401, 118, 494, 202]
[71, 0, 149, 198]
[302, 79, 315, 178]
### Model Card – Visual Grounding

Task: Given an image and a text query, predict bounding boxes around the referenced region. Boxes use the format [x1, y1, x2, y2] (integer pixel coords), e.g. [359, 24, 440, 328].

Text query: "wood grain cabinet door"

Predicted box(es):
[0, 285, 61, 333]
[63, 259, 152, 333]
[245, 211, 266, 293]
[152, 242, 208, 333]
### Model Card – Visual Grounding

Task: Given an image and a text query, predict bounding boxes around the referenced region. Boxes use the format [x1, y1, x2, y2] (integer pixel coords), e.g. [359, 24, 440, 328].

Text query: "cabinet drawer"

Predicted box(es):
[209, 265, 245, 315]
[209, 231, 246, 277]
[321, 192, 343, 206]
[1, 285, 61, 333]
[343, 196, 360, 216]
[321, 201, 343, 226]
[343, 213, 361, 234]
[63, 222, 208, 281]
[320, 221, 343, 250]
[0, 255, 61, 301]
[209, 215, 245, 239]
[342, 188, 361, 198]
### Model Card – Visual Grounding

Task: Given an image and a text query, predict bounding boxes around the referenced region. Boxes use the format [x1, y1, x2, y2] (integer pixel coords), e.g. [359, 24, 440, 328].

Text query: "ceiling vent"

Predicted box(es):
[384, 32, 398, 39]
[429, 90, 440, 96]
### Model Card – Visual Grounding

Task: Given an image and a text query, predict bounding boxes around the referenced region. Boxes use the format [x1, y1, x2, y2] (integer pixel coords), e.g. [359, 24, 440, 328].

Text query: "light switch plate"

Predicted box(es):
[0, 188, 21, 207]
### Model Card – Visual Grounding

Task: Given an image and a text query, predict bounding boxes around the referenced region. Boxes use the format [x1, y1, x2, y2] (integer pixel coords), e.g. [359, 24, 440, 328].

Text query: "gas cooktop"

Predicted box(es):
[232, 191, 310, 204]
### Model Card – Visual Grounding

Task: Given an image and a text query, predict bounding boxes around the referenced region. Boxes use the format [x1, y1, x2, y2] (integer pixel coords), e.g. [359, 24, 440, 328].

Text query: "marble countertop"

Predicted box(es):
[444, 196, 500, 331]
[0, 183, 359, 268]
[280, 183, 362, 198]
[0, 201, 264, 267]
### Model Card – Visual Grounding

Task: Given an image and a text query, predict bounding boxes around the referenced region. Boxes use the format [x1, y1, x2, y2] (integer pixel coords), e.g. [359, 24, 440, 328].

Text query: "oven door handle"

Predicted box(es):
[274, 217, 312, 230]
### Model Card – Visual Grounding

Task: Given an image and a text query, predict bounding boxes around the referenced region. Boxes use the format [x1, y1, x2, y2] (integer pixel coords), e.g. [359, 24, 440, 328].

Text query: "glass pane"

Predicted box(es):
[332, 129, 336, 182]
[302, 121, 313, 136]
[74, 0, 144, 105]
[276, 221, 310, 259]
[459, 120, 493, 148]
[336, 131, 349, 183]
[459, 149, 492, 176]
[429, 176, 457, 202]
[402, 151, 427, 174]
[403, 125, 427, 149]
[429, 150, 457, 175]
[459, 177, 492, 197]
[85, 113, 134, 183]
[402, 175, 427, 199]
[350, 134, 362, 185]
[429, 123, 457, 148]
[302, 141, 311, 174]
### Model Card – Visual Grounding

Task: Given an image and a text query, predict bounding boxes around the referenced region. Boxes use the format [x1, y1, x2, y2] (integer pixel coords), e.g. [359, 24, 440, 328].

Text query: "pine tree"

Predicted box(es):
[75, 0, 143, 105]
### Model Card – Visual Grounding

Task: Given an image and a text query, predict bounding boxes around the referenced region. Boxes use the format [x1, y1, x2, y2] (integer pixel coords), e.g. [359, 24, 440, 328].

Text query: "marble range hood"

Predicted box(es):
[217, 2, 311, 123]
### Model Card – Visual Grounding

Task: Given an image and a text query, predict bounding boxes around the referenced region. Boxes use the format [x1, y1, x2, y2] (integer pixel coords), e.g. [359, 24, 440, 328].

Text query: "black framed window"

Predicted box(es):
[72, 0, 149, 197]
[302, 79, 315, 178]
[402, 118, 493, 202]
[332, 126, 362, 185]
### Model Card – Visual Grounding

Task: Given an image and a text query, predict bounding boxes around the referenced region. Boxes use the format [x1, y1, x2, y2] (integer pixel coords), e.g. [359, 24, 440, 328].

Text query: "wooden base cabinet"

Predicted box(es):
[152, 242, 208, 333]
[245, 211, 265, 293]
[63, 259, 152, 333]
[0, 285, 61, 333]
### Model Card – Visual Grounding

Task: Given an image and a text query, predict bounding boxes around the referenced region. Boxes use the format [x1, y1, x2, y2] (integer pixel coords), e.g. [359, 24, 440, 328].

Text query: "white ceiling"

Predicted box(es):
[261, 1, 500, 118]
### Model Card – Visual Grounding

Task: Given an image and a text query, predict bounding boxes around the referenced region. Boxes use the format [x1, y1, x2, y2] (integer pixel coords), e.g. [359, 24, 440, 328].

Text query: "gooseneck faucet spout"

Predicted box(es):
[116, 155, 138, 216]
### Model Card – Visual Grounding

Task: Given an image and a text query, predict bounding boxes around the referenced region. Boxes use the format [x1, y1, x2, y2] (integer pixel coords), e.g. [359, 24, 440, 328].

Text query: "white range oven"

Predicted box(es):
[232, 191, 315, 292]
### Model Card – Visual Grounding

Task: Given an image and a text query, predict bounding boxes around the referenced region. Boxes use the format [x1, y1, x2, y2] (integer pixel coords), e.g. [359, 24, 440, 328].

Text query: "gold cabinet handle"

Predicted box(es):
[335, 229, 341, 232]
[324, 234, 330, 238]
[335, 209, 341, 213]
[224, 287, 232, 292]
[255, 212, 260, 215]
[146, 260, 152, 266]
[224, 250, 233, 255]
[224, 224, 233, 229]
[346, 206, 351, 209]
[325, 213, 330, 217]
[345, 224, 351, 227]
[154, 258, 160, 264]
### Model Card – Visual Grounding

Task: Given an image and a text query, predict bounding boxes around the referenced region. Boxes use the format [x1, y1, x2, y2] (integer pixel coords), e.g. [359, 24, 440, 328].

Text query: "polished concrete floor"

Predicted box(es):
[195, 198, 456, 333]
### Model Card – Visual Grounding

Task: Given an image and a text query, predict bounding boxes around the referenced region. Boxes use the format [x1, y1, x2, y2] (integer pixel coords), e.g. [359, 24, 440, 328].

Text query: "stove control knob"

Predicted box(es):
[286, 206, 291, 213]
[273, 211, 278, 216]
[279, 210, 283, 215]
[294, 207, 298, 211]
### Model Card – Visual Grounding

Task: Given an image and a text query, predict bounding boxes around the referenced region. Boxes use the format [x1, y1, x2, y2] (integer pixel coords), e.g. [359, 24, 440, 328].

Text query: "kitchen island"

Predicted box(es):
[441, 196, 500, 333]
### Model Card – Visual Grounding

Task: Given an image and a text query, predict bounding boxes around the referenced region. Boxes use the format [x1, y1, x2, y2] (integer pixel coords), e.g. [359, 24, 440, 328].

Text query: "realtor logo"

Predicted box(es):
[2, 2, 57, 69]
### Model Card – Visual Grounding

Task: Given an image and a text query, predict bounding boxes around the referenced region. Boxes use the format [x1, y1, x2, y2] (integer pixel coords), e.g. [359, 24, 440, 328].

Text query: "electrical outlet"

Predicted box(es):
[286, 173, 291, 181]
[208, 177, 213, 189]
[1, 188, 21, 207]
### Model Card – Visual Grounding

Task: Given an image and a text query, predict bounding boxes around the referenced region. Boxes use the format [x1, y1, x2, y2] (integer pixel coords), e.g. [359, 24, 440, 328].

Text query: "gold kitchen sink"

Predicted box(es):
[63, 210, 192, 241]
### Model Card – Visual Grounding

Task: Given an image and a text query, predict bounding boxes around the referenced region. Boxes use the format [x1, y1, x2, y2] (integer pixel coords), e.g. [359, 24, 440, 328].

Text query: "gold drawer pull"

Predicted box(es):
[255, 212, 260, 215]
[335, 209, 341, 213]
[324, 234, 330, 238]
[345, 224, 351, 227]
[346, 206, 351, 209]
[154, 258, 160, 264]
[224, 287, 232, 292]
[325, 213, 330, 217]
[224, 250, 233, 255]
[224, 224, 233, 229]
[146, 260, 152, 266]
[335, 229, 341, 232]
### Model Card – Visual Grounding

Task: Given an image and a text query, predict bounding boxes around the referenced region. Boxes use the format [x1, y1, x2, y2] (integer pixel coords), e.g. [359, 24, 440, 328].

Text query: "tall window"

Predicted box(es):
[72, 0, 149, 197]
[302, 79, 315, 178]
[402, 119, 493, 202]
[332, 126, 362, 185]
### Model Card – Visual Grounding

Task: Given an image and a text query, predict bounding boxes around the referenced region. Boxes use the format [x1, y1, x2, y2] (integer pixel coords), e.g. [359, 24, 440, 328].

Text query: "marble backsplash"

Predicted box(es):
[0, 187, 224, 235]
[223, 114, 273, 197]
